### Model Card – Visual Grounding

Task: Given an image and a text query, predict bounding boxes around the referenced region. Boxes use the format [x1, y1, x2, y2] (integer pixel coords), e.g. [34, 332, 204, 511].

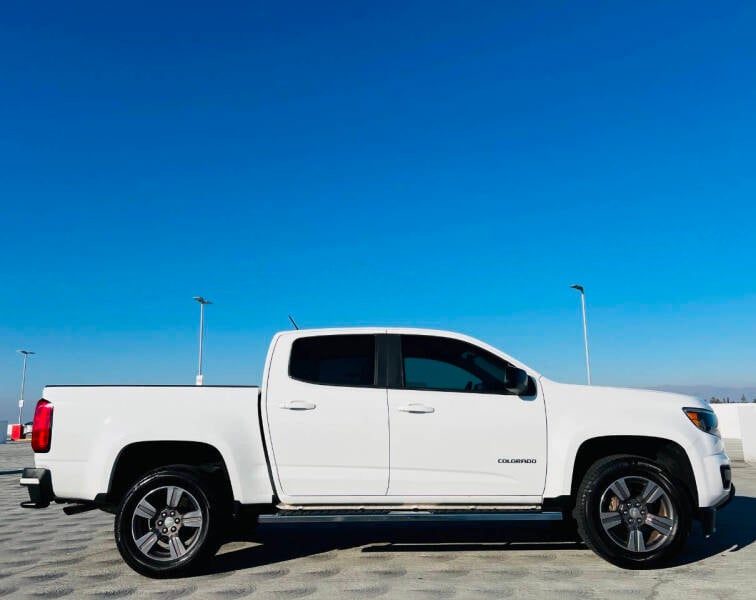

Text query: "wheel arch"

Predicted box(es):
[107, 441, 234, 507]
[568, 436, 698, 509]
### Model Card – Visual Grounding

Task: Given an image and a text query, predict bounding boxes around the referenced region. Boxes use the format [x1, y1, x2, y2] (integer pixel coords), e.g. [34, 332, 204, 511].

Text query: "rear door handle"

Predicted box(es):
[398, 404, 435, 414]
[280, 401, 317, 410]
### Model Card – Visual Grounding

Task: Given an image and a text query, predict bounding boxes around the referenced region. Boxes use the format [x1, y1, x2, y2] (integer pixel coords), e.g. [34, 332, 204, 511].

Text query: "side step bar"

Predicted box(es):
[258, 510, 562, 524]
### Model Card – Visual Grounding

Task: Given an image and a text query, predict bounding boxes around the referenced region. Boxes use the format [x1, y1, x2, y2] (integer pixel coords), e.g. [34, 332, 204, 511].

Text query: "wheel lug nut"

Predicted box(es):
[170, 511, 175, 516]
[175, 518, 180, 523]
[158, 520, 163, 526]
[162, 527, 167, 533]
[162, 512, 166, 517]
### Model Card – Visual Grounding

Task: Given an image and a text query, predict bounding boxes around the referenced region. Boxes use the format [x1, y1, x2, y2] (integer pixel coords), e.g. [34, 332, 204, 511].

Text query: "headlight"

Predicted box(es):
[683, 408, 720, 437]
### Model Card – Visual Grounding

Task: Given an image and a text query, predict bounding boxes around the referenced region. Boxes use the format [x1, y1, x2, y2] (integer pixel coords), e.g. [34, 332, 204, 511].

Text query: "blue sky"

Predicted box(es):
[2, 1, 756, 422]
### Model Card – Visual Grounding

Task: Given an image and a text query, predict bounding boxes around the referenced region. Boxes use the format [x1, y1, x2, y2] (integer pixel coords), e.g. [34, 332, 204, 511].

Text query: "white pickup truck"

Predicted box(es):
[21, 327, 733, 576]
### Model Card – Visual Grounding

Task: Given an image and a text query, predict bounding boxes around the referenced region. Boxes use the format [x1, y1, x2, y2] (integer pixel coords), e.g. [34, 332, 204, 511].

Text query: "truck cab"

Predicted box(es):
[263, 328, 546, 503]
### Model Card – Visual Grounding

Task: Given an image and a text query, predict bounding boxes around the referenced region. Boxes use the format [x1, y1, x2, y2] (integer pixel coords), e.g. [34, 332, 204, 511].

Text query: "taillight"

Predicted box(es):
[31, 399, 53, 453]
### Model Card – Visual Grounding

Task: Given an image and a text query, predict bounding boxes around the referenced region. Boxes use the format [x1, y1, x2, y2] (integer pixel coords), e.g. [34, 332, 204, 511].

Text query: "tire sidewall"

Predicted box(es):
[115, 469, 214, 577]
[577, 457, 691, 569]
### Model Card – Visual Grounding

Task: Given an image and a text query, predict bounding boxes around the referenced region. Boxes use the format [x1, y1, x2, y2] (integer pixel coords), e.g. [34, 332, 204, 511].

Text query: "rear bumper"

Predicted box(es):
[19, 467, 54, 508]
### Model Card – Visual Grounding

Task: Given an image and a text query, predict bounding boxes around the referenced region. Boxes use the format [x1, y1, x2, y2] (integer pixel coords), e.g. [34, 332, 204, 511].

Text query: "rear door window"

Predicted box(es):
[289, 335, 376, 387]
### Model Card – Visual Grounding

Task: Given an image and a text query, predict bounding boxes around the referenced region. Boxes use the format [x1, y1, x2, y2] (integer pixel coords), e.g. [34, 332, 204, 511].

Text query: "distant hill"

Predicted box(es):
[650, 385, 756, 402]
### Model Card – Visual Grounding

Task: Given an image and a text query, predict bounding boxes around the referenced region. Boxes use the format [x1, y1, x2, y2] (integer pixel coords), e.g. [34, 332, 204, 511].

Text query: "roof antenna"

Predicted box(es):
[288, 315, 300, 330]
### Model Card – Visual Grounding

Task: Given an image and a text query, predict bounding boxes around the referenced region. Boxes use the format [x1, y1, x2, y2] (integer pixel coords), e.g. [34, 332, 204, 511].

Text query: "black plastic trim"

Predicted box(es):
[19, 467, 54, 508]
[257, 390, 280, 504]
[374, 334, 388, 388]
[698, 485, 736, 537]
[386, 334, 403, 388]
[63, 503, 98, 515]
[232, 501, 274, 519]
[44, 384, 260, 388]
[720, 465, 732, 489]
[541, 495, 572, 513]
[699, 507, 716, 536]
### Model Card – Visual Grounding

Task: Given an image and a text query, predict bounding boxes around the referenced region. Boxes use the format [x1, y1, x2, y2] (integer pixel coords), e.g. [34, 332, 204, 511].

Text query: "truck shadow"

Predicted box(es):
[205, 495, 756, 575]
[671, 494, 756, 567]
[206, 521, 582, 575]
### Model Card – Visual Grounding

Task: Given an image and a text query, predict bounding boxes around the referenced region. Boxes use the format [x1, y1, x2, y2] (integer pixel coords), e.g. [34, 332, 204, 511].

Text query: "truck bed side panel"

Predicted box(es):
[36, 386, 273, 504]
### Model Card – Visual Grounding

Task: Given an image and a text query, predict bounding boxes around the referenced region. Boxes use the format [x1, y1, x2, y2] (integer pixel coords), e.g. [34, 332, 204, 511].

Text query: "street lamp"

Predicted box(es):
[570, 284, 592, 385]
[192, 297, 212, 385]
[17, 350, 35, 429]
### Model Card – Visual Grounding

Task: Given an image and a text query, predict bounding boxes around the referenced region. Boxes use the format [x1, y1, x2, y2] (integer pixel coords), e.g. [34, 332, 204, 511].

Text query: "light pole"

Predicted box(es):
[17, 350, 35, 428]
[570, 284, 592, 385]
[193, 297, 212, 385]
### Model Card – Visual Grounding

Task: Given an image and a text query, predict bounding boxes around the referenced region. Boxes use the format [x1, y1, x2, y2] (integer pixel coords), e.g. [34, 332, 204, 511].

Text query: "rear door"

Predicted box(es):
[387, 334, 547, 497]
[264, 332, 389, 497]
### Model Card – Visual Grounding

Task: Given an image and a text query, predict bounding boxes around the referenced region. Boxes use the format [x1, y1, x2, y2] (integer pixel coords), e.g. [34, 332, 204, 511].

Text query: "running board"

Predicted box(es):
[258, 509, 562, 524]
[277, 503, 540, 511]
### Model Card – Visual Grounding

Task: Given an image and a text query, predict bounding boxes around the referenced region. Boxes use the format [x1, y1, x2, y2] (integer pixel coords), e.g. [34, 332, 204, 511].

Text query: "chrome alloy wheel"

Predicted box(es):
[130, 485, 204, 562]
[599, 476, 677, 553]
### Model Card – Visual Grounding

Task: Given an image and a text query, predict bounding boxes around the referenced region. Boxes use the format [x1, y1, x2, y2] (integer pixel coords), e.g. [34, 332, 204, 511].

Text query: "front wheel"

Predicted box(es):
[115, 467, 220, 578]
[574, 455, 691, 569]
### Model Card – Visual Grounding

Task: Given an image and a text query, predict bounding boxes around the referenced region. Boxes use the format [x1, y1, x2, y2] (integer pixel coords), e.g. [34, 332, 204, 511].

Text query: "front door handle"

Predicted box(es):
[398, 404, 435, 414]
[280, 401, 317, 410]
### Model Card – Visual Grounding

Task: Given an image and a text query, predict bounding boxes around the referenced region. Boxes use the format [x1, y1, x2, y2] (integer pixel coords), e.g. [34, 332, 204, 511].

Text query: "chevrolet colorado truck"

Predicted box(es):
[20, 328, 734, 576]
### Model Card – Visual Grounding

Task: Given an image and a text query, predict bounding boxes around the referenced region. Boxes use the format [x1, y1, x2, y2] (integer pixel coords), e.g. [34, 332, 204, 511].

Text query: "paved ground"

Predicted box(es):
[2, 443, 756, 599]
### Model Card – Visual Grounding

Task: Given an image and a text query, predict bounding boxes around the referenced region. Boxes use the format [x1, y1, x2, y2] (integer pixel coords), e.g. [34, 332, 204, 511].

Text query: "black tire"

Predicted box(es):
[115, 467, 222, 578]
[574, 454, 691, 569]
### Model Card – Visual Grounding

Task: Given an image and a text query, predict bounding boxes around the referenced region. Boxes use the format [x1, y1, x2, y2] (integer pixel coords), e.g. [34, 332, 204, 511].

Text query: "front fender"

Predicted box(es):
[541, 379, 728, 508]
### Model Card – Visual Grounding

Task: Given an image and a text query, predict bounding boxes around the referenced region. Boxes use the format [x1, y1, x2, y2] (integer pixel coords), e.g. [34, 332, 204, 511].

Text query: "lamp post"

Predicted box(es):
[192, 297, 212, 385]
[570, 284, 592, 385]
[17, 350, 35, 428]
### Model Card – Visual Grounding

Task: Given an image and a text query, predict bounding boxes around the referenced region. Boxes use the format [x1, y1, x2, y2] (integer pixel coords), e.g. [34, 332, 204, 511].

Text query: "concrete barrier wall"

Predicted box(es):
[712, 404, 756, 462]
[712, 405, 743, 439]
[739, 406, 756, 465]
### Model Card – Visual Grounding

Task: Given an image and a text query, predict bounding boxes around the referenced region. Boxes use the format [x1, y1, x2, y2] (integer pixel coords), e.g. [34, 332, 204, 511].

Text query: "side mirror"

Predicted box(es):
[504, 366, 531, 395]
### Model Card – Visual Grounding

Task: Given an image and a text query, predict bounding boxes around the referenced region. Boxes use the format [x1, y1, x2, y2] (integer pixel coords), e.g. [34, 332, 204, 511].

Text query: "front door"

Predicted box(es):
[265, 332, 389, 497]
[387, 334, 547, 497]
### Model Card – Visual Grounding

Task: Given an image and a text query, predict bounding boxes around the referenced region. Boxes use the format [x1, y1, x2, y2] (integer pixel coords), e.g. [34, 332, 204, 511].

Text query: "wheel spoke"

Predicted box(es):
[166, 486, 183, 508]
[182, 510, 203, 528]
[646, 513, 674, 536]
[600, 512, 623, 529]
[609, 478, 631, 501]
[134, 498, 157, 520]
[627, 529, 646, 552]
[135, 531, 159, 554]
[640, 480, 664, 504]
[169, 535, 187, 558]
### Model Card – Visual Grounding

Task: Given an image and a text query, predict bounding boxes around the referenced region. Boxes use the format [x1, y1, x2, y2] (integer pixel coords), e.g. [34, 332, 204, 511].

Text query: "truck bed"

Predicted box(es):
[37, 385, 273, 504]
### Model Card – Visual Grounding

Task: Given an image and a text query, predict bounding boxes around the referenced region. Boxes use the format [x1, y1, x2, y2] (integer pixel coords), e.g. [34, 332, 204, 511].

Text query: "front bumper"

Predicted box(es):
[19, 467, 54, 508]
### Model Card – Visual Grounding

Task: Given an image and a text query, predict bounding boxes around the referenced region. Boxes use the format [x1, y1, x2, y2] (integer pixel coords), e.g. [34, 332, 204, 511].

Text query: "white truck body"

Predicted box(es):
[22, 327, 734, 573]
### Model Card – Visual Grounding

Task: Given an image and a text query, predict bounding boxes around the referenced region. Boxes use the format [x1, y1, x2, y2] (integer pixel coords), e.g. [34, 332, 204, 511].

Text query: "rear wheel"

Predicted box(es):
[115, 467, 221, 578]
[574, 455, 691, 569]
